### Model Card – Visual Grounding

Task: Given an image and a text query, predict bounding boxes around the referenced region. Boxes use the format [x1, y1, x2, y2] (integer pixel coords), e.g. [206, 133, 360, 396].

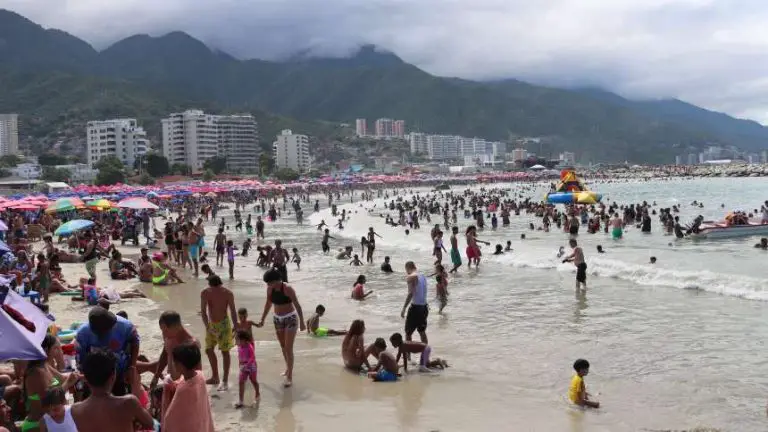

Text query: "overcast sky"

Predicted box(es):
[3, 0, 768, 123]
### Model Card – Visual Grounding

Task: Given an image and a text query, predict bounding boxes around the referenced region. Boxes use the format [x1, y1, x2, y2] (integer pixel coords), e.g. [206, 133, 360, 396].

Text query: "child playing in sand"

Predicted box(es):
[367, 338, 400, 382]
[306, 305, 347, 337]
[569, 358, 599, 408]
[390, 333, 448, 372]
[235, 308, 258, 340]
[291, 248, 301, 270]
[226, 240, 235, 280]
[235, 330, 260, 408]
[351, 275, 374, 300]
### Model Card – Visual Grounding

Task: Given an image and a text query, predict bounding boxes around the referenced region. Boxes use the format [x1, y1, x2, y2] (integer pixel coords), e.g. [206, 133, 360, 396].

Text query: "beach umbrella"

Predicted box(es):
[0, 289, 52, 361]
[86, 199, 113, 210]
[12, 204, 43, 211]
[54, 219, 95, 236]
[45, 197, 84, 214]
[117, 197, 159, 210]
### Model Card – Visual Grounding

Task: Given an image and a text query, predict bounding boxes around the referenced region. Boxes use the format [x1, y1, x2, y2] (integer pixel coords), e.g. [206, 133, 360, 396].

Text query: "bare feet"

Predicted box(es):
[235, 403, 244, 409]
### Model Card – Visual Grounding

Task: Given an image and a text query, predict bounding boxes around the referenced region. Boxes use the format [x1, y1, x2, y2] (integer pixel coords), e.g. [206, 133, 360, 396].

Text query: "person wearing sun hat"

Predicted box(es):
[152, 252, 183, 285]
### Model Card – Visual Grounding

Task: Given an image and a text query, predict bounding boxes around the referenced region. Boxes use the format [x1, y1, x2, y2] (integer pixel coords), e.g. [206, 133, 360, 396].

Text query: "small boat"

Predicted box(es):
[433, 183, 450, 191]
[689, 221, 768, 239]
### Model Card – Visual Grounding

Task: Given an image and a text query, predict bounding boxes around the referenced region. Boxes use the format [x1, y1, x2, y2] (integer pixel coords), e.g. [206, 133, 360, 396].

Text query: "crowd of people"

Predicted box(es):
[6, 179, 768, 431]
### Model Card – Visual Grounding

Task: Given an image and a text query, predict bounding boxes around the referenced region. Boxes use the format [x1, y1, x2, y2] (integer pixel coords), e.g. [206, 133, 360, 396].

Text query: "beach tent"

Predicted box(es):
[529, 164, 546, 170]
[0, 288, 52, 361]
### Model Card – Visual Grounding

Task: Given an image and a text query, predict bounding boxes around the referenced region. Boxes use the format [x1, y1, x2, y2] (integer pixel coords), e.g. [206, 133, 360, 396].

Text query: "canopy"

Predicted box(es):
[0, 288, 51, 361]
[55, 219, 95, 236]
[117, 197, 159, 210]
[529, 164, 546, 170]
[86, 199, 113, 210]
[45, 197, 84, 214]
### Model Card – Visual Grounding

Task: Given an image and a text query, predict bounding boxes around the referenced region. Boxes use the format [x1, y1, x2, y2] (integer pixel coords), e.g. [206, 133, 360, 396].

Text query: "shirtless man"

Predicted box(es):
[71, 350, 154, 432]
[213, 228, 226, 267]
[200, 275, 237, 390]
[187, 224, 200, 278]
[563, 238, 587, 289]
[149, 310, 200, 389]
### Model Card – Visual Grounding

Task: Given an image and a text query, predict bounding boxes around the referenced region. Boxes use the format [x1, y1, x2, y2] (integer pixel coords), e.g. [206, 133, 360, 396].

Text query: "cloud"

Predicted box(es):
[3, 0, 768, 122]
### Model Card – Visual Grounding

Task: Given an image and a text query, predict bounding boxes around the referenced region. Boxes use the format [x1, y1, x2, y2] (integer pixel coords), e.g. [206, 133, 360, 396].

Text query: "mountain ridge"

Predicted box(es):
[0, 8, 765, 163]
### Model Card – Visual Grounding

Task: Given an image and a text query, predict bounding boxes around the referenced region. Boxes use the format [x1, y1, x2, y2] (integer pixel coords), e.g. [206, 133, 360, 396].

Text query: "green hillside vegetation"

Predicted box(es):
[1, 9, 766, 163]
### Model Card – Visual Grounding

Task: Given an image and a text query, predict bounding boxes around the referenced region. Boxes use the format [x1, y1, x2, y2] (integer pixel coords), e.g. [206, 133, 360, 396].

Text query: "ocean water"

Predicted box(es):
[143, 177, 768, 432]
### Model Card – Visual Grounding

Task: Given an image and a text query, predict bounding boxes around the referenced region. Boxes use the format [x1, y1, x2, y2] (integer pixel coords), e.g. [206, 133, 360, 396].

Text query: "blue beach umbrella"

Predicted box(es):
[54, 219, 95, 236]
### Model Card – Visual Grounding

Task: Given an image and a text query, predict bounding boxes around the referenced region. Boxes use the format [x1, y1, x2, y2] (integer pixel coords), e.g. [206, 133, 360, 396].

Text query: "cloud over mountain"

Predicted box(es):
[3, 0, 768, 122]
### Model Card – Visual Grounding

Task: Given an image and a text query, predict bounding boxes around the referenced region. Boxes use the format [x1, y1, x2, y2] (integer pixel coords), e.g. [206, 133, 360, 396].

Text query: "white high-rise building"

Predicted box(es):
[162, 110, 220, 172]
[273, 129, 310, 173]
[217, 115, 259, 172]
[427, 135, 461, 160]
[409, 133, 428, 154]
[0, 114, 19, 156]
[355, 119, 368, 137]
[87, 118, 148, 168]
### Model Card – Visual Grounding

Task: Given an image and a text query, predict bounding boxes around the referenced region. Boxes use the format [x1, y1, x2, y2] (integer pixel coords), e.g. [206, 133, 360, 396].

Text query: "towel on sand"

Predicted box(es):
[162, 371, 214, 432]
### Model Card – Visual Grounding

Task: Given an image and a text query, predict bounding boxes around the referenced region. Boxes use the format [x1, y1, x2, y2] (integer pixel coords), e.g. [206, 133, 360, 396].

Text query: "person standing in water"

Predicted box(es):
[465, 225, 490, 269]
[401, 261, 429, 345]
[256, 269, 305, 387]
[563, 239, 587, 290]
[449, 226, 462, 273]
[366, 227, 382, 264]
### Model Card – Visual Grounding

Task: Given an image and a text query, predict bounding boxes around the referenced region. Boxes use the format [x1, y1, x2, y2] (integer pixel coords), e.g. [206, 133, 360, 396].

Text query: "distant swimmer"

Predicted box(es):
[380, 256, 393, 273]
[350, 254, 364, 267]
[557, 246, 566, 258]
[336, 246, 353, 260]
[493, 244, 504, 255]
[504, 241, 513, 252]
[596, 245, 605, 254]
[755, 238, 768, 250]
[650, 256, 657, 264]
[351, 275, 374, 300]
[569, 359, 599, 408]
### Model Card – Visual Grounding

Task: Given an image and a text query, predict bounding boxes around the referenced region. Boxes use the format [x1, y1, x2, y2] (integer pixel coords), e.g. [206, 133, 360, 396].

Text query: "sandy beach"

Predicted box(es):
[37, 178, 768, 432]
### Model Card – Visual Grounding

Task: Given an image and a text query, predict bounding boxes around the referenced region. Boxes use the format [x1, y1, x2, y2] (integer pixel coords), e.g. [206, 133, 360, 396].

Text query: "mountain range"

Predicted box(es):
[1, 9, 767, 164]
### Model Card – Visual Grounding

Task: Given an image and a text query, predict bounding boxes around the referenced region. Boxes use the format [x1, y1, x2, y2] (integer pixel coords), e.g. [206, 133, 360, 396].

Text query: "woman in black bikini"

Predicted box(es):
[256, 268, 306, 387]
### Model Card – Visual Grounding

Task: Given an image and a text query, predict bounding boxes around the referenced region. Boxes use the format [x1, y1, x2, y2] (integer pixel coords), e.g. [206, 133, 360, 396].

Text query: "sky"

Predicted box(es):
[3, 0, 768, 123]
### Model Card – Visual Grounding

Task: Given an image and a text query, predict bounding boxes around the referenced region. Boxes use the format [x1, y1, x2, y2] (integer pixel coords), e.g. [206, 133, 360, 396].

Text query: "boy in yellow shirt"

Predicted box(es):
[569, 359, 600, 408]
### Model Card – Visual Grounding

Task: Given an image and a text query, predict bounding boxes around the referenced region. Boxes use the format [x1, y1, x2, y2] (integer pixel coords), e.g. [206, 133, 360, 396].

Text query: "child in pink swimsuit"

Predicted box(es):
[236, 329, 259, 408]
